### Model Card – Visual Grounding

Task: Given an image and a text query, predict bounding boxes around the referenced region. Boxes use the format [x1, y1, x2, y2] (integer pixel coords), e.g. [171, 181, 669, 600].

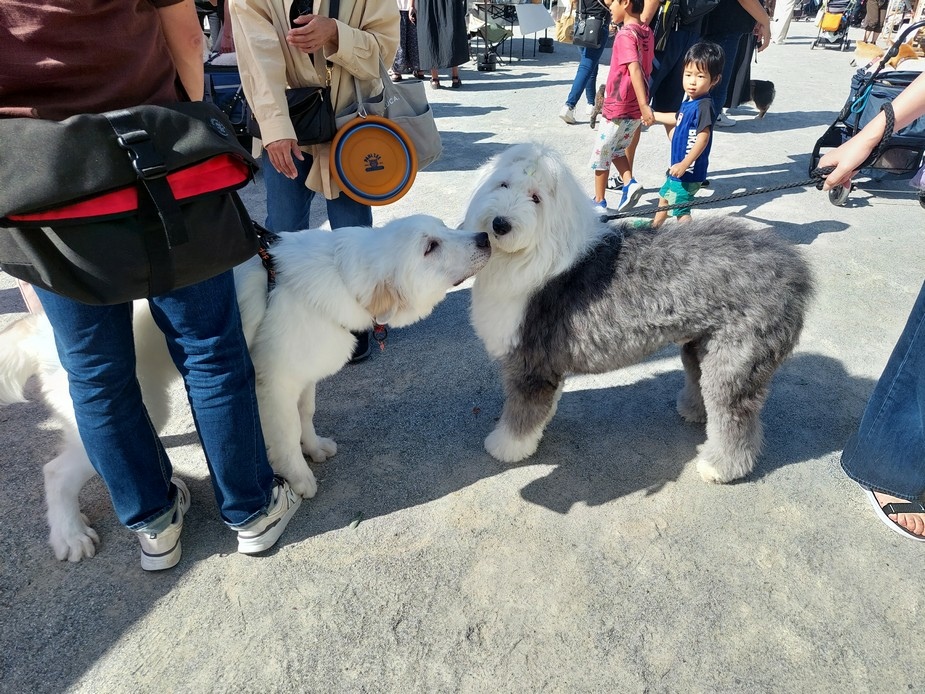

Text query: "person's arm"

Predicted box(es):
[288, 0, 399, 82]
[668, 129, 710, 178]
[652, 110, 678, 127]
[627, 61, 653, 125]
[736, 0, 771, 52]
[819, 71, 925, 189]
[158, 0, 205, 100]
[641, 0, 661, 24]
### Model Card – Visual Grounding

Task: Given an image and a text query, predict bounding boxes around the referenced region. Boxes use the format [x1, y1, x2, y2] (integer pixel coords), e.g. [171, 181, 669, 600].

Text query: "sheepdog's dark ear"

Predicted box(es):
[366, 281, 408, 324]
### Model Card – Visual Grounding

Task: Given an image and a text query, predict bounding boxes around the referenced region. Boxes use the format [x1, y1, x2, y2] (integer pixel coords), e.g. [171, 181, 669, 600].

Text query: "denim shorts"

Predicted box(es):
[589, 118, 641, 171]
[658, 178, 702, 217]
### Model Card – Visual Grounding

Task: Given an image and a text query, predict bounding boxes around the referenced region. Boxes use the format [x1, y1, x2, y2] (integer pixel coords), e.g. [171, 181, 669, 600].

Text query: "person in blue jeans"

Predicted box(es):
[820, 70, 925, 541]
[559, 0, 613, 124]
[0, 0, 302, 570]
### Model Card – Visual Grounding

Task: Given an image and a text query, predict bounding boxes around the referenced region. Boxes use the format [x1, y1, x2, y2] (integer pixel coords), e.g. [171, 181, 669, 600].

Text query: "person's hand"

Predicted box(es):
[287, 14, 338, 54]
[265, 139, 304, 179]
[668, 163, 687, 178]
[640, 104, 654, 127]
[409, 5, 416, 23]
[817, 131, 880, 191]
[754, 20, 770, 52]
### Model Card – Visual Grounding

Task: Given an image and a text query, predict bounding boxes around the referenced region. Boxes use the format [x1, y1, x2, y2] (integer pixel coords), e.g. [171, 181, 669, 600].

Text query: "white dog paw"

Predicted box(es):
[485, 426, 539, 463]
[49, 513, 99, 562]
[301, 436, 337, 463]
[286, 466, 319, 499]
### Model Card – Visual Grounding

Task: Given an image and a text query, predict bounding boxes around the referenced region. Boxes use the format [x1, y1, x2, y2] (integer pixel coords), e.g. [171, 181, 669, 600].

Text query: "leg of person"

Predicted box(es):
[562, 42, 608, 120]
[593, 169, 608, 205]
[32, 287, 187, 570]
[706, 32, 743, 126]
[263, 150, 315, 232]
[771, 0, 797, 43]
[652, 198, 670, 228]
[451, 65, 461, 88]
[612, 121, 643, 211]
[148, 271, 302, 552]
[431, 68, 440, 89]
[650, 28, 700, 115]
[841, 280, 925, 540]
[326, 193, 375, 362]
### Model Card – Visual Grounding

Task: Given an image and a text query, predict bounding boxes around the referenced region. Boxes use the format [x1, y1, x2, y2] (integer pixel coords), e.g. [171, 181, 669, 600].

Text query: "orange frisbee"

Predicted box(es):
[329, 115, 418, 205]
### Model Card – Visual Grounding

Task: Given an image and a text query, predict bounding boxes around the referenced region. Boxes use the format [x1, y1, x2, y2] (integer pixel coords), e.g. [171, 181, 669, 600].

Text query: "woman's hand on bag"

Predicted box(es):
[266, 139, 304, 179]
[288, 14, 339, 54]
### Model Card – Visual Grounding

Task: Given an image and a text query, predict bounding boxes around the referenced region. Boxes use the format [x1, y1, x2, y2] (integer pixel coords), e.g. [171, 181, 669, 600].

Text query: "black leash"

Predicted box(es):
[602, 102, 896, 221]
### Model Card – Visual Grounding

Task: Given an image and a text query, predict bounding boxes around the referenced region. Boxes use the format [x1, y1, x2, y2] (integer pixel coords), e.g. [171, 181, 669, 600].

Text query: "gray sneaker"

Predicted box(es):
[137, 477, 191, 571]
[237, 478, 302, 554]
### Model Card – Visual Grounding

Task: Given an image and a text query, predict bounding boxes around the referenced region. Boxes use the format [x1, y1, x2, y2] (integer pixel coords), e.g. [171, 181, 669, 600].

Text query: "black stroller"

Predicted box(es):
[810, 0, 856, 51]
[810, 19, 925, 208]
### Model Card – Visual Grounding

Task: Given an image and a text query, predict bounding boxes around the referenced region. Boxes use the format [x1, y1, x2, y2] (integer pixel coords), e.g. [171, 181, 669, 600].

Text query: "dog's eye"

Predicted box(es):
[424, 239, 439, 256]
[531, 194, 541, 204]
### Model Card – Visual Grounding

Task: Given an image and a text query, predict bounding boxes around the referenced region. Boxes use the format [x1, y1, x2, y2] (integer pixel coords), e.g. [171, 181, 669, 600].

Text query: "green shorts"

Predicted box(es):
[658, 178, 703, 217]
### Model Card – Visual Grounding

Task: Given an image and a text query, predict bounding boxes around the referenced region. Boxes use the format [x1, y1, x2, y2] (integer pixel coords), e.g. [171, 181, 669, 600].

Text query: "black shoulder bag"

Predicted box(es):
[0, 102, 259, 305]
[248, 0, 340, 146]
[573, 0, 607, 49]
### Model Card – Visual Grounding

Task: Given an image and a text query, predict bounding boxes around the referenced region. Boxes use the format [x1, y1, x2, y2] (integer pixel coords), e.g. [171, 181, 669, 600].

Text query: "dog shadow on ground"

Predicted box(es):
[420, 130, 512, 172]
[725, 109, 838, 134]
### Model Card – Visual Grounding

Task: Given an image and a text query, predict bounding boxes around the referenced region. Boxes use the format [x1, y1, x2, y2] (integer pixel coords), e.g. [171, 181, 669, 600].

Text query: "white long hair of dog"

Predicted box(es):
[463, 142, 610, 358]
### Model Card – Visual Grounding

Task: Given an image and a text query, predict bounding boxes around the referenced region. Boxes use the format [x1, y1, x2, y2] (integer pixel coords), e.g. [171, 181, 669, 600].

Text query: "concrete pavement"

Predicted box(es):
[1, 19, 923, 692]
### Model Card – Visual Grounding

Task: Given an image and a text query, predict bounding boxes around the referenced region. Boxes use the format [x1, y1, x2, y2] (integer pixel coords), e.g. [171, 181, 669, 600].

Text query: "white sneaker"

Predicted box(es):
[237, 477, 301, 554]
[715, 111, 737, 127]
[559, 105, 577, 124]
[136, 477, 191, 571]
[583, 102, 596, 117]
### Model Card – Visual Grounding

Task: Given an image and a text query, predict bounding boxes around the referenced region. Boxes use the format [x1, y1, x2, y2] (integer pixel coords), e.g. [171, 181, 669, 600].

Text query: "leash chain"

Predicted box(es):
[603, 102, 896, 221]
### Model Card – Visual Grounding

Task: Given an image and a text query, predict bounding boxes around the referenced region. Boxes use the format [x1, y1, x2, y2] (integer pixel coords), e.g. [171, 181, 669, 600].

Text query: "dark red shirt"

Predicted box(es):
[0, 0, 183, 120]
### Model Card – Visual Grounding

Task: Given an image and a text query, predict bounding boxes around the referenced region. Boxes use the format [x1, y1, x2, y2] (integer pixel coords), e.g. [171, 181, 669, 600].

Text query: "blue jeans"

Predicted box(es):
[704, 32, 744, 113]
[263, 152, 372, 231]
[565, 40, 609, 109]
[841, 280, 925, 499]
[34, 272, 276, 530]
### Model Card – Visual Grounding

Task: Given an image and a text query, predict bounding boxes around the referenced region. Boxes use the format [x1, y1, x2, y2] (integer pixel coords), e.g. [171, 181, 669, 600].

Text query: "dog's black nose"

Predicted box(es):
[492, 216, 511, 236]
[475, 232, 490, 248]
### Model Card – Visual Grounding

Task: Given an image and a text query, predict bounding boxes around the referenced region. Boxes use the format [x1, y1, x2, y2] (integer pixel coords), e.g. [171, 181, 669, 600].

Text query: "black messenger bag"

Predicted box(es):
[0, 101, 259, 305]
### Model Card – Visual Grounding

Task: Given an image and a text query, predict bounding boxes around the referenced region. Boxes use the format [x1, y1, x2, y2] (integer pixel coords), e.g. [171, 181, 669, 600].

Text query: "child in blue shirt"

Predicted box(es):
[649, 42, 724, 227]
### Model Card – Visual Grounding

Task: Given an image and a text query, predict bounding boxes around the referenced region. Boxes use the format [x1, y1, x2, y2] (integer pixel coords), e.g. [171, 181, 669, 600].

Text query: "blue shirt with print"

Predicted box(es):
[669, 96, 715, 183]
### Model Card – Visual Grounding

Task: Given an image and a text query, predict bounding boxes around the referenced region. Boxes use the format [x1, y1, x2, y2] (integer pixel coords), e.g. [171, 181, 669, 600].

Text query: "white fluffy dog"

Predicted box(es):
[0, 214, 490, 561]
[464, 143, 812, 483]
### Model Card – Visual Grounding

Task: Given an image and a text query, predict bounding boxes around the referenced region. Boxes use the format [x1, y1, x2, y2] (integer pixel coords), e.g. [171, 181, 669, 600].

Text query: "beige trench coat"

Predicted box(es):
[229, 0, 399, 198]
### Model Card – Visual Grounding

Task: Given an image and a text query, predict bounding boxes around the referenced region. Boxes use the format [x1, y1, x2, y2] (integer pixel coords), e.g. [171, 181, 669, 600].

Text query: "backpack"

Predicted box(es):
[680, 0, 722, 22]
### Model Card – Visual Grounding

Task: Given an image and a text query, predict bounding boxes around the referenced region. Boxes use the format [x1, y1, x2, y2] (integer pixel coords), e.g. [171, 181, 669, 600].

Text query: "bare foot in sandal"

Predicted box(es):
[867, 489, 925, 540]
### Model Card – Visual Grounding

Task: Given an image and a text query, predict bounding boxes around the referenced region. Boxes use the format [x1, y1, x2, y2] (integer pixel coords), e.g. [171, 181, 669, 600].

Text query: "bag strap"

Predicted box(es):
[103, 110, 189, 249]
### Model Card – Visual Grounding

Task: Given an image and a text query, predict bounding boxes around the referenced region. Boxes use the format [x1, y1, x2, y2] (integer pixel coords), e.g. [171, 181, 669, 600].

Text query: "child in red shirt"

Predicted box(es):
[588, 0, 654, 212]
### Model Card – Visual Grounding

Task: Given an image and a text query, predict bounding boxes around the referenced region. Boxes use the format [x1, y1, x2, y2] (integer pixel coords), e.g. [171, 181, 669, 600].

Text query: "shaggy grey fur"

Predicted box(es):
[499, 218, 814, 483]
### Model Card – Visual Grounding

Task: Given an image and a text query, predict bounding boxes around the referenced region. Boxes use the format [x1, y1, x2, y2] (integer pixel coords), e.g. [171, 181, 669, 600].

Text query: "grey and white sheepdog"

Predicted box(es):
[464, 143, 814, 483]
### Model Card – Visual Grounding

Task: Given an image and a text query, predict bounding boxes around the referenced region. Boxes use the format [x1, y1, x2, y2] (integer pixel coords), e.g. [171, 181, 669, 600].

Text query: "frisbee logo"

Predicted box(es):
[364, 152, 385, 172]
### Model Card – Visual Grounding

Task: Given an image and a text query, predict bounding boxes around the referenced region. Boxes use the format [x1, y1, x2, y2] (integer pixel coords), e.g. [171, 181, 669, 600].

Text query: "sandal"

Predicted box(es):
[451, 77, 462, 89]
[864, 488, 925, 542]
[390, 73, 403, 82]
[430, 79, 441, 89]
[413, 71, 425, 79]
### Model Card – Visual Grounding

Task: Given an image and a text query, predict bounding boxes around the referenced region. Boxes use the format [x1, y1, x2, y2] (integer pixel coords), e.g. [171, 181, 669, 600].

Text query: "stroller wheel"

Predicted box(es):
[829, 185, 850, 206]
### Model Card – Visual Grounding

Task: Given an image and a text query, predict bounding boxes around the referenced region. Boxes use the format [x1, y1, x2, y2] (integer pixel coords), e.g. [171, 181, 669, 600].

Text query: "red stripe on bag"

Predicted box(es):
[7, 155, 251, 222]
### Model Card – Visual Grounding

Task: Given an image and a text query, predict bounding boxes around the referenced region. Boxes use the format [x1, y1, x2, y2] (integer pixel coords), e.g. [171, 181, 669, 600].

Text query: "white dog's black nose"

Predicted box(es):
[476, 232, 489, 248]
[492, 217, 511, 236]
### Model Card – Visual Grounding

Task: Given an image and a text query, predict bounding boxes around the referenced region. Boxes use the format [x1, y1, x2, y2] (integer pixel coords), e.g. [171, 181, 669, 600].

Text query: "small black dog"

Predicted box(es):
[748, 79, 776, 119]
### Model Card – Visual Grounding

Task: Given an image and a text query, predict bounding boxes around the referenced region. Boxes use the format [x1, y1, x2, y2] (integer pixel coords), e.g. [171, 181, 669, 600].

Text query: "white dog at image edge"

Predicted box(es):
[0, 214, 491, 561]
[464, 143, 813, 483]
